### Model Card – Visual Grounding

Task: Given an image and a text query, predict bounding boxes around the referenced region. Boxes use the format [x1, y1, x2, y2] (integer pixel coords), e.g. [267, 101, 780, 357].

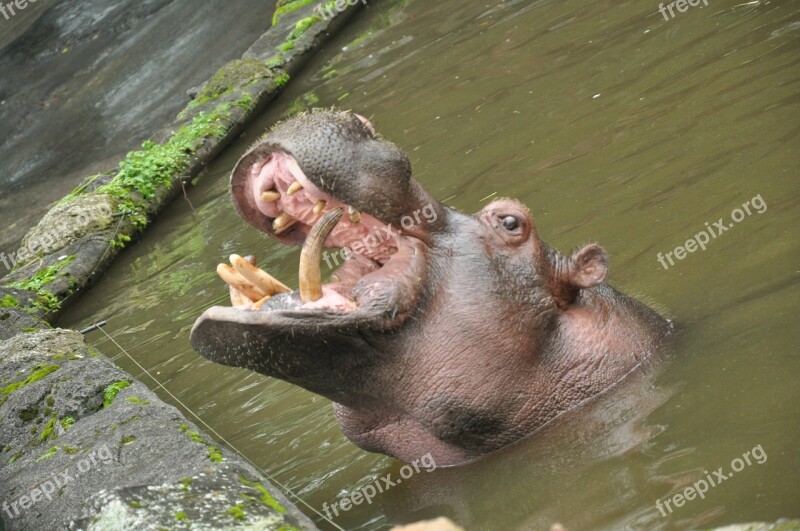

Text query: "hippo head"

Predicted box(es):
[190, 110, 671, 466]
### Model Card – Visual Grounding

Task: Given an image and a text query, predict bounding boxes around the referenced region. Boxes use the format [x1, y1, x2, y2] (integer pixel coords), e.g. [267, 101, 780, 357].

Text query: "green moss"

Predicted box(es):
[226, 505, 246, 521]
[8, 451, 23, 465]
[36, 446, 58, 462]
[240, 476, 286, 513]
[60, 416, 75, 430]
[22, 327, 40, 333]
[178, 477, 192, 491]
[265, 54, 284, 69]
[0, 364, 60, 403]
[129, 501, 143, 509]
[277, 15, 322, 54]
[274, 73, 291, 88]
[235, 93, 254, 111]
[5, 257, 76, 314]
[103, 380, 131, 408]
[96, 107, 232, 227]
[207, 446, 223, 463]
[110, 233, 131, 249]
[188, 59, 272, 110]
[40, 417, 57, 441]
[277, 526, 299, 531]
[46, 396, 55, 406]
[0, 294, 18, 308]
[272, 0, 316, 26]
[125, 396, 150, 406]
[121, 435, 136, 445]
[179, 424, 189, 431]
[63, 446, 79, 455]
[186, 430, 205, 444]
[175, 511, 188, 521]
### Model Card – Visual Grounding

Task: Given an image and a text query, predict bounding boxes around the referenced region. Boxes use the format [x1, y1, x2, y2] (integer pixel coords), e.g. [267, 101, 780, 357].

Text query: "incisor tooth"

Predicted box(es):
[261, 190, 280, 203]
[229, 255, 258, 306]
[230, 254, 291, 295]
[299, 208, 343, 303]
[229, 286, 250, 307]
[273, 212, 297, 234]
[252, 294, 272, 309]
[216, 263, 267, 301]
[348, 206, 361, 224]
[286, 181, 303, 195]
[313, 199, 327, 215]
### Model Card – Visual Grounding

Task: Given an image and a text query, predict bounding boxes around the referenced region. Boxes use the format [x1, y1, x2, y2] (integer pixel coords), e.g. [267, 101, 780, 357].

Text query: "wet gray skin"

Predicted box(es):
[190, 109, 671, 466]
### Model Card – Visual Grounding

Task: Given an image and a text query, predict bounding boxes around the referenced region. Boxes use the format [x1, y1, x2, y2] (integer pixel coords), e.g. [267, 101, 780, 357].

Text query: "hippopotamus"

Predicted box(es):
[190, 110, 671, 466]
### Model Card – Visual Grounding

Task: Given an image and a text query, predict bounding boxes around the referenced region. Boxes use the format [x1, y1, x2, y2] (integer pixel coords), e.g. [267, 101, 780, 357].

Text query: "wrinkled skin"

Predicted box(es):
[190, 110, 671, 466]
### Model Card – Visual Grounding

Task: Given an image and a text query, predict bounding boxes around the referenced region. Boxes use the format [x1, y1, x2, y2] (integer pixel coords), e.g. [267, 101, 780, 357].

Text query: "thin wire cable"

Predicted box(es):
[95, 325, 344, 531]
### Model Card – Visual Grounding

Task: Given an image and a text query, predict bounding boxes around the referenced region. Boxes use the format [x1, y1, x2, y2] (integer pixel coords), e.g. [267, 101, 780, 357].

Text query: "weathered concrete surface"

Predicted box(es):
[0, 329, 316, 530]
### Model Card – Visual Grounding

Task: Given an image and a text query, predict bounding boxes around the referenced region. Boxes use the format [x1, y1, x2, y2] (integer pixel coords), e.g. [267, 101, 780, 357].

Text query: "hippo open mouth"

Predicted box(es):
[190, 109, 670, 466]
[196, 111, 436, 327]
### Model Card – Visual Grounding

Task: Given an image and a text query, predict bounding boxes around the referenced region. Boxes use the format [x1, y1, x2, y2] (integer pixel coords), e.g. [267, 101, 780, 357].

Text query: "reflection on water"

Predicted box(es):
[61, 0, 799, 529]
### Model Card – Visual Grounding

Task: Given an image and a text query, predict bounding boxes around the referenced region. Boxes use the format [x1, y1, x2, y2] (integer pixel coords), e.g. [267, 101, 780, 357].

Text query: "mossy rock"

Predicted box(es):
[190, 59, 273, 108]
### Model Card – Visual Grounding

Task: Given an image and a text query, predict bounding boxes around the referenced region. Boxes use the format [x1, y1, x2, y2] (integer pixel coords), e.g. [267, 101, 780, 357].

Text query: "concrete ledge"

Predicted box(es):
[0, 329, 316, 530]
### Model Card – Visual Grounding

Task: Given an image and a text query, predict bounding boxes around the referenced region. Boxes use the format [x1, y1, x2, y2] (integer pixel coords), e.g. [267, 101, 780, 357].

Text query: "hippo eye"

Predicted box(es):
[501, 216, 519, 232]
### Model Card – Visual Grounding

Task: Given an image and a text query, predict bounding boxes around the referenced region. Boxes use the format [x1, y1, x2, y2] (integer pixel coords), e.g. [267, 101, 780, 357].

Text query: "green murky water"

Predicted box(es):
[61, 0, 800, 529]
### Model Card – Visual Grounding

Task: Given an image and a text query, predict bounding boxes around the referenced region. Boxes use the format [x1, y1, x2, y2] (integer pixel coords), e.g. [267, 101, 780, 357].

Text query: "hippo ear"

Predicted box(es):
[566, 244, 608, 289]
[550, 244, 608, 308]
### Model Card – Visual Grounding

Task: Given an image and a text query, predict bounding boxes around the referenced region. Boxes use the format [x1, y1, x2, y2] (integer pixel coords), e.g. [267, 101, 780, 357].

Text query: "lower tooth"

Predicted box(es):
[230, 254, 291, 295]
[299, 208, 344, 303]
[252, 294, 272, 309]
[229, 286, 251, 307]
[216, 264, 267, 301]
[313, 200, 327, 215]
